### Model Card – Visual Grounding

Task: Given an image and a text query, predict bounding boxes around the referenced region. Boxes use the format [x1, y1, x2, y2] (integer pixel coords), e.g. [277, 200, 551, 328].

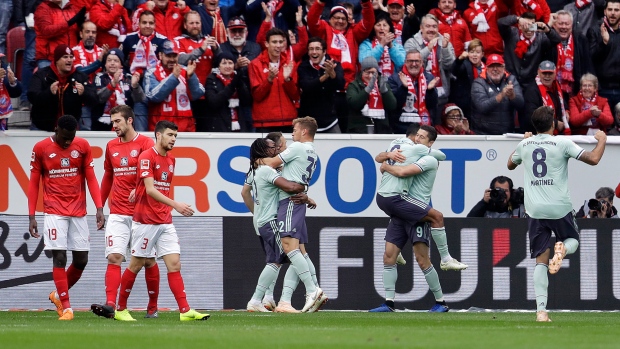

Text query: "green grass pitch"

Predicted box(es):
[1, 311, 619, 349]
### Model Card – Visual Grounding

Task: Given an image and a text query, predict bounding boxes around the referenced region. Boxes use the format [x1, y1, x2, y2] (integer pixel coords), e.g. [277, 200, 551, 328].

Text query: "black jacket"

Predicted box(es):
[92, 72, 147, 131]
[13, 0, 43, 24]
[297, 55, 345, 130]
[204, 71, 252, 132]
[522, 82, 564, 133]
[588, 20, 620, 89]
[27, 67, 96, 131]
[218, 40, 262, 83]
[388, 70, 438, 134]
[545, 33, 594, 96]
[450, 58, 479, 120]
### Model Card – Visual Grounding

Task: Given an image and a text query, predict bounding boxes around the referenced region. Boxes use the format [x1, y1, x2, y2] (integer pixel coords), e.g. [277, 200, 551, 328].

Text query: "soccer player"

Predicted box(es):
[28, 115, 105, 320]
[91, 105, 160, 319]
[508, 106, 607, 322]
[243, 138, 308, 312]
[113, 120, 209, 322]
[371, 124, 466, 313]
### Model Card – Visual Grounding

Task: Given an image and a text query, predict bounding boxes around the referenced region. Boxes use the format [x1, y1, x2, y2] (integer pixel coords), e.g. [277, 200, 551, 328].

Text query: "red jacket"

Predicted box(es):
[132, 3, 190, 40]
[90, 0, 132, 49]
[463, 3, 503, 55]
[568, 94, 614, 135]
[307, 0, 374, 84]
[249, 51, 300, 128]
[510, 0, 550, 23]
[429, 9, 472, 57]
[256, 21, 309, 63]
[34, 1, 80, 61]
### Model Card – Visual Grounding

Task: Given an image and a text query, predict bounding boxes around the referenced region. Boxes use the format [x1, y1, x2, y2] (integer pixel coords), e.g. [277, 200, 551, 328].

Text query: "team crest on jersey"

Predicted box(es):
[71, 150, 79, 159]
[140, 159, 150, 169]
[172, 13, 178, 19]
[120, 157, 128, 166]
[179, 94, 189, 108]
[161, 172, 168, 181]
[130, 149, 139, 157]
[61, 158, 70, 167]
[169, 165, 174, 173]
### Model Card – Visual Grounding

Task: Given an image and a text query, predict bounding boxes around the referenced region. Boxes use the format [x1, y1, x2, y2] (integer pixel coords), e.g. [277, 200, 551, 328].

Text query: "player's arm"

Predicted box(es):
[241, 183, 254, 214]
[578, 131, 607, 165]
[143, 177, 194, 216]
[27, 163, 41, 238]
[273, 177, 306, 194]
[507, 150, 519, 170]
[429, 149, 446, 161]
[291, 193, 317, 209]
[100, 169, 114, 206]
[380, 162, 423, 177]
[508, 133, 531, 170]
[262, 155, 284, 169]
[84, 150, 105, 230]
[375, 149, 405, 163]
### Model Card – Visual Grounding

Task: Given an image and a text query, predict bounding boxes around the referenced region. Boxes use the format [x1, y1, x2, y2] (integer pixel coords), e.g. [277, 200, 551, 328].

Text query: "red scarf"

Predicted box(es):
[102, 0, 127, 38]
[151, 63, 192, 115]
[400, 66, 430, 125]
[362, 80, 385, 119]
[267, 0, 285, 29]
[604, 17, 616, 34]
[210, 9, 227, 44]
[130, 32, 157, 74]
[372, 39, 393, 76]
[575, 91, 601, 131]
[103, 74, 127, 116]
[473, 62, 485, 79]
[50, 63, 77, 120]
[73, 42, 102, 82]
[433, 9, 459, 25]
[0, 78, 12, 120]
[392, 20, 403, 45]
[423, 39, 442, 88]
[556, 35, 574, 94]
[535, 75, 571, 134]
[521, 0, 543, 19]
[215, 72, 241, 131]
[471, 0, 496, 33]
[515, 32, 534, 59]
[575, 0, 592, 10]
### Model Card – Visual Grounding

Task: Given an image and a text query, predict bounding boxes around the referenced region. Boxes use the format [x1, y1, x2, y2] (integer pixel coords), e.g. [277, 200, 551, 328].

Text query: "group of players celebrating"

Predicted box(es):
[28, 105, 606, 321]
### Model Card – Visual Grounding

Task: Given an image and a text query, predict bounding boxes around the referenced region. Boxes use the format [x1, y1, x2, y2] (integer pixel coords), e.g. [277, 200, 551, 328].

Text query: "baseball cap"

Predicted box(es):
[539, 60, 556, 72]
[157, 40, 180, 55]
[228, 16, 247, 29]
[486, 54, 504, 66]
[387, 0, 404, 7]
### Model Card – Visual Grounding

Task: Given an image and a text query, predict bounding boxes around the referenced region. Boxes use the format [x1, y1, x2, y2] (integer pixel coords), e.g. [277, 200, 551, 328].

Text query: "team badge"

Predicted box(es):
[130, 149, 139, 157]
[169, 165, 174, 173]
[61, 158, 70, 167]
[135, 52, 145, 63]
[120, 157, 128, 166]
[140, 159, 150, 169]
[172, 13, 178, 19]
[71, 150, 79, 158]
[161, 172, 168, 181]
[179, 94, 189, 108]
[565, 58, 573, 72]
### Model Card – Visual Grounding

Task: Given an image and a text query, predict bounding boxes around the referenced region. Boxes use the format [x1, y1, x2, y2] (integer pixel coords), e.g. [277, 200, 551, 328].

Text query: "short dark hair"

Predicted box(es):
[308, 37, 327, 51]
[293, 116, 318, 137]
[405, 123, 420, 137]
[248, 138, 274, 173]
[154, 120, 178, 138]
[521, 11, 536, 20]
[140, 10, 155, 22]
[531, 106, 554, 133]
[420, 124, 437, 142]
[595, 187, 614, 201]
[266, 131, 284, 146]
[606, 0, 620, 9]
[110, 105, 134, 123]
[490, 176, 514, 191]
[57, 115, 78, 131]
[369, 14, 395, 41]
[266, 28, 287, 43]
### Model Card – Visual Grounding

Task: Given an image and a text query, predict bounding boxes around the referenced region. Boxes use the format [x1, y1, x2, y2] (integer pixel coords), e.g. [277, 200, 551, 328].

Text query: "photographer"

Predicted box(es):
[467, 176, 526, 218]
[576, 187, 619, 218]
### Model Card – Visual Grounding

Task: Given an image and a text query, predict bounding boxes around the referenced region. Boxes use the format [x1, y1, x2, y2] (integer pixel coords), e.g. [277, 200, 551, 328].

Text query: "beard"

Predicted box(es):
[229, 36, 246, 47]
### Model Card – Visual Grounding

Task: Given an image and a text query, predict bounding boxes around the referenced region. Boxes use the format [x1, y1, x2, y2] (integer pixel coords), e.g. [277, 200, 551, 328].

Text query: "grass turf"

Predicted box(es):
[0, 311, 619, 349]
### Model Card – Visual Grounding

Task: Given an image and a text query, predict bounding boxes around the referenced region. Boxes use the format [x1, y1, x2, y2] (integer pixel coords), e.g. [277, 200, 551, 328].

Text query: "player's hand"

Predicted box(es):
[379, 162, 388, 174]
[483, 188, 491, 203]
[594, 130, 607, 142]
[290, 193, 308, 205]
[306, 197, 317, 209]
[128, 189, 136, 203]
[96, 208, 105, 230]
[174, 202, 195, 216]
[75, 82, 85, 95]
[50, 81, 59, 94]
[29, 216, 39, 238]
[387, 149, 406, 163]
[523, 132, 533, 139]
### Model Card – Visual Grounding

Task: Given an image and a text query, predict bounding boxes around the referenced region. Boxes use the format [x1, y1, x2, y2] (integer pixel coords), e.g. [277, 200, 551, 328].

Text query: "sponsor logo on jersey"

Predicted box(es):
[71, 150, 79, 159]
[141, 171, 149, 177]
[113, 152, 119, 157]
[61, 158, 70, 167]
[141, 159, 150, 169]
[90, 161, 95, 167]
[156, 164, 160, 169]
[161, 172, 168, 181]
[169, 165, 174, 173]
[49, 153, 57, 158]
[120, 157, 128, 166]
[130, 149, 139, 157]
[30, 152, 35, 162]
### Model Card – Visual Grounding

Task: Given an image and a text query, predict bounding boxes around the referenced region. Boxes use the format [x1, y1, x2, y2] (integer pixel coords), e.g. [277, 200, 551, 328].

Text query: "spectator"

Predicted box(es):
[386, 0, 419, 45]
[467, 175, 526, 218]
[511, 0, 551, 22]
[549, 0, 572, 12]
[244, 0, 301, 44]
[359, 14, 406, 77]
[346, 56, 396, 133]
[189, 0, 227, 44]
[175, 10, 217, 132]
[564, 0, 605, 38]
[404, 14, 455, 125]
[34, 0, 86, 68]
[576, 187, 618, 218]
[0, 0, 11, 55]
[132, 0, 190, 40]
[92, 49, 146, 131]
[429, 0, 472, 57]
[387, 49, 438, 133]
[28, 44, 97, 131]
[257, 4, 309, 63]
[297, 37, 345, 133]
[204, 52, 252, 132]
[499, 12, 562, 91]
[0, 59, 23, 130]
[464, 0, 503, 55]
[609, 103, 620, 135]
[14, 0, 41, 111]
[450, 38, 484, 120]
[569, 73, 614, 135]
[435, 103, 475, 135]
[248, 28, 300, 132]
[470, 54, 524, 135]
[90, 0, 131, 49]
[143, 40, 204, 132]
[523, 61, 570, 134]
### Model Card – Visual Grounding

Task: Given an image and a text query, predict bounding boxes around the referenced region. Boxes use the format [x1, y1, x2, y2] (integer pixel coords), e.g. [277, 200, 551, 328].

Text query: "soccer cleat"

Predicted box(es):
[314, 292, 329, 312]
[114, 309, 137, 321]
[179, 309, 210, 321]
[429, 303, 450, 312]
[58, 309, 74, 320]
[145, 310, 159, 319]
[49, 291, 64, 317]
[396, 252, 407, 265]
[440, 258, 468, 271]
[91, 303, 115, 319]
[549, 242, 567, 275]
[301, 287, 324, 313]
[262, 296, 276, 311]
[275, 301, 301, 313]
[247, 300, 271, 313]
[536, 311, 552, 322]
[369, 303, 394, 312]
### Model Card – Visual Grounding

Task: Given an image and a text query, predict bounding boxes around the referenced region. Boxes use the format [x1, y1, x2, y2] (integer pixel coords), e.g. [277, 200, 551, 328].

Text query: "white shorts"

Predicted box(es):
[130, 221, 180, 258]
[43, 214, 90, 251]
[105, 214, 157, 259]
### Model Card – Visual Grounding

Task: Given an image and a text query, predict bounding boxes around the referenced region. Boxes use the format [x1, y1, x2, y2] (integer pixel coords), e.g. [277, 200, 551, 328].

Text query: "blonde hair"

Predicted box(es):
[468, 38, 484, 53]
[292, 116, 318, 137]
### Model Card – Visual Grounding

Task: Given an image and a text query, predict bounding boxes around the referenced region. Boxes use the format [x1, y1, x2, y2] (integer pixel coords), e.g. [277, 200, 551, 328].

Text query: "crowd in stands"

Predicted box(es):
[4, 0, 620, 134]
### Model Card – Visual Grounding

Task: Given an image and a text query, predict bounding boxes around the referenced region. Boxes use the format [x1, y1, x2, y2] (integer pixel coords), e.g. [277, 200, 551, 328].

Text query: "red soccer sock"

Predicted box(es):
[145, 263, 160, 312]
[66, 263, 84, 289]
[167, 271, 190, 313]
[53, 267, 71, 309]
[117, 269, 138, 311]
[105, 264, 122, 307]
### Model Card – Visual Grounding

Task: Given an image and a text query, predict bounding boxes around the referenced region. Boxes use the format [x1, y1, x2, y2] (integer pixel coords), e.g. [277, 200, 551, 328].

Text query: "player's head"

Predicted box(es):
[415, 125, 437, 147]
[292, 116, 318, 142]
[154, 120, 178, 151]
[531, 106, 555, 134]
[405, 122, 420, 141]
[266, 131, 287, 153]
[110, 105, 135, 137]
[55, 115, 78, 149]
[249, 137, 276, 170]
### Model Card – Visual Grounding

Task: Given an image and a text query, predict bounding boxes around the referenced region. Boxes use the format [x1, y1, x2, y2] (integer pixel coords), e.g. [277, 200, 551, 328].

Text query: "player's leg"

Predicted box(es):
[529, 218, 553, 322]
[549, 212, 580, 275]
[44, 214, 72, 319]
[411, 221, 449, 312]
[65, 216, 90, 289]
[276, 265, 301, 313]
[422, 208, 468, 271]
[248, 222, 281, 312]
[262, 276, 278, 311]
[370, 217, 406, 313]
[300, 243, 328, 311]
[144, 257, 160, 318]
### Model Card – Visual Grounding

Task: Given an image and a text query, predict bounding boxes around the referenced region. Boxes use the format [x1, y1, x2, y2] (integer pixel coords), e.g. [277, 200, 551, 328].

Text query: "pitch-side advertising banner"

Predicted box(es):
[1, 132, 618, 217]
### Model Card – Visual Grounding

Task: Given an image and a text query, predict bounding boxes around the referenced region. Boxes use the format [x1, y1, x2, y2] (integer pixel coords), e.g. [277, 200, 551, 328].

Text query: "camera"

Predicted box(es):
[588, 199, 607, 211]
[528, 23, 537, 32]
[489, 187, 524, 206]
[489, 187, 507, 204]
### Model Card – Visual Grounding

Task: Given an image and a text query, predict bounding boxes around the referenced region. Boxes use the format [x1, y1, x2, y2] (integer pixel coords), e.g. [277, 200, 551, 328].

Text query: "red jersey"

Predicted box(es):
[103, 134, 154, 216]
[29, 136, 97, 216]
[133, 147, 175, 224]
[175, 35, 214, 86]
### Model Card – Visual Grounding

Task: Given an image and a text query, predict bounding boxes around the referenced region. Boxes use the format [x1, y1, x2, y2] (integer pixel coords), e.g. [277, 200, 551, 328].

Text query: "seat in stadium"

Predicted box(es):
[6, 26, 26, 80]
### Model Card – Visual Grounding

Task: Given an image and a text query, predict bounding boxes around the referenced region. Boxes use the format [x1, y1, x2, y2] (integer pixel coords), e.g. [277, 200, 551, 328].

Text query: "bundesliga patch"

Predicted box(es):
[120, 157, 128, 166]
[141, 159, 150, 169]
[161, 172, 168, 181]
[61, 158, 70, 167]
